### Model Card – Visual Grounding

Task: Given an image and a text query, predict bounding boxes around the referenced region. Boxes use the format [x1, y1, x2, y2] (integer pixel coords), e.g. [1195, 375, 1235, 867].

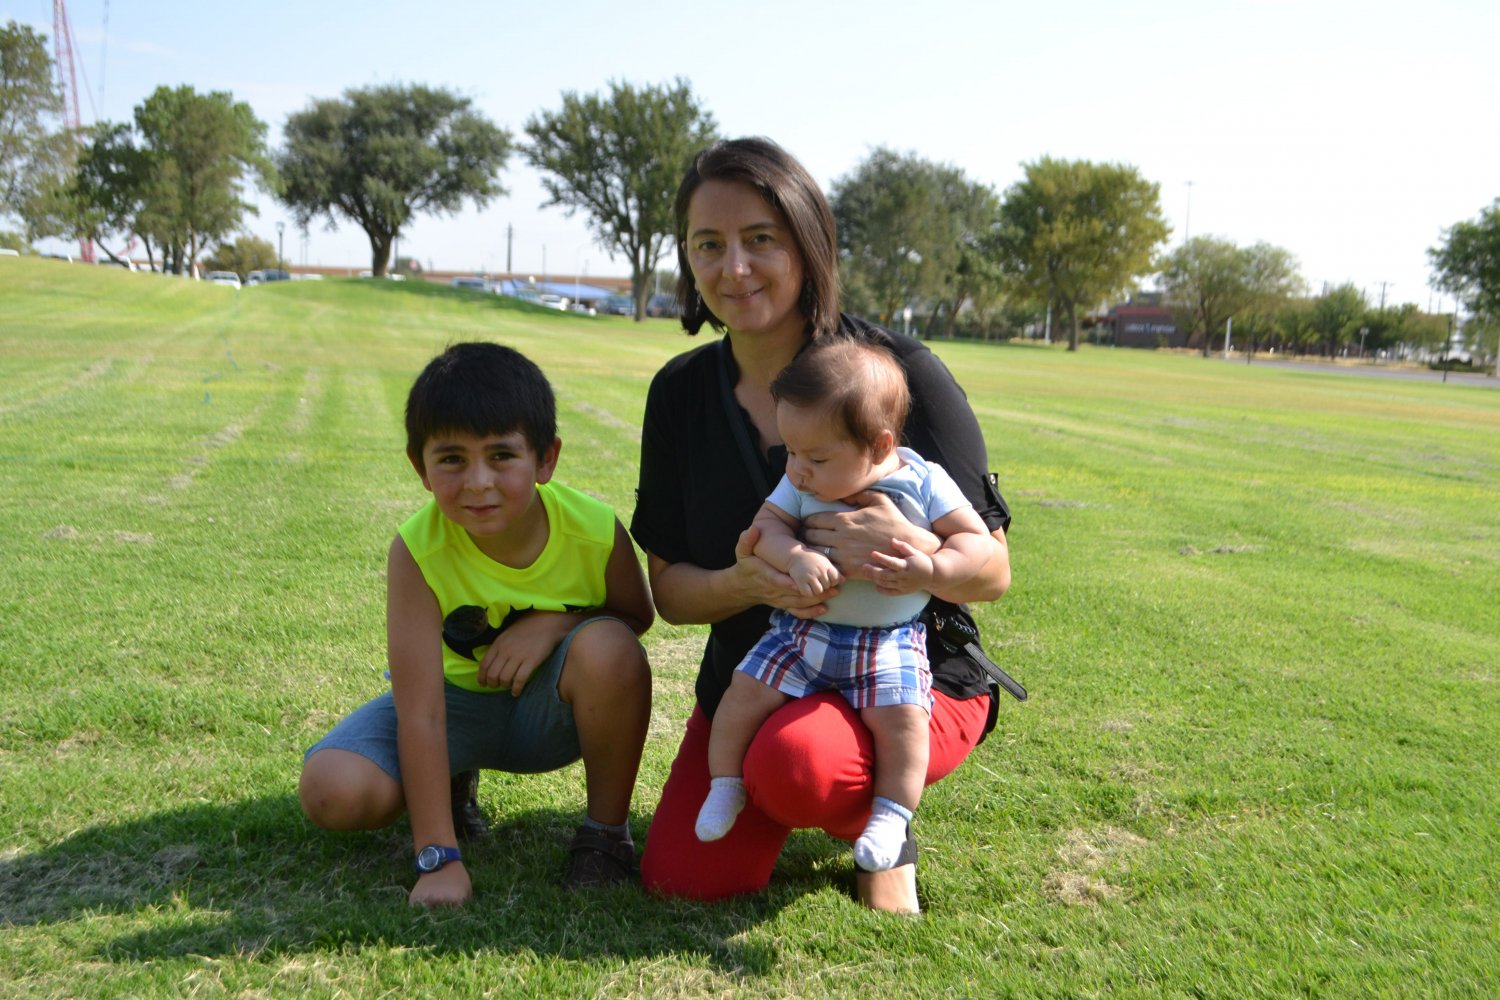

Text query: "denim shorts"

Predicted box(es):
[738, 609, 932, 711]
[304, 615, 623, 782]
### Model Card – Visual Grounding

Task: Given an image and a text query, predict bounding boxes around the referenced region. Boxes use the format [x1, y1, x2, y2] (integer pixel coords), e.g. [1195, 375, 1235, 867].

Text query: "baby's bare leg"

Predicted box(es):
[697, 672, 790, 841]
[854, 703, 930, 871]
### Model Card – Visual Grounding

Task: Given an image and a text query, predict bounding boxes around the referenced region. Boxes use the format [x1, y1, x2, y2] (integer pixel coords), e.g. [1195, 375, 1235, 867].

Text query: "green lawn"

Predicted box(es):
[2, 257, 1496, 998]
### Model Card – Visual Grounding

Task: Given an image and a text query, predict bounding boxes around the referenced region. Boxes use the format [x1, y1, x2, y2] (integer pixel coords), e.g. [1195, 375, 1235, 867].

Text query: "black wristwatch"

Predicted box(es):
[414, 844, 462, 874]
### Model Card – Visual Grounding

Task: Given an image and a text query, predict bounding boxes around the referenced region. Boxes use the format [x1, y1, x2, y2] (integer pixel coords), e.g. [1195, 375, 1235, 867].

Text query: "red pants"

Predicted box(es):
[640, 689, 991, 900]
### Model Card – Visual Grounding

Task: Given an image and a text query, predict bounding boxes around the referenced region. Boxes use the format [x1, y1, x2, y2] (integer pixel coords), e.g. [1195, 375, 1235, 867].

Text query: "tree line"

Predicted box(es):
[3, 19, 1496, 353]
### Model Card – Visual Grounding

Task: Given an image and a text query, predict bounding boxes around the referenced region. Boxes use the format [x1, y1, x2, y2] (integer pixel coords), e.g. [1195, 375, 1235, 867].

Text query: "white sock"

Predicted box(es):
[695, 776, 747, 841]
[854, 796, 914, 871]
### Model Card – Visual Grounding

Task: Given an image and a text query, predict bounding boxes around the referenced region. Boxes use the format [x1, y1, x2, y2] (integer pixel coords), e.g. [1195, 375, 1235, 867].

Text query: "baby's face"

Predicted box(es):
[777, 402, 880, 502]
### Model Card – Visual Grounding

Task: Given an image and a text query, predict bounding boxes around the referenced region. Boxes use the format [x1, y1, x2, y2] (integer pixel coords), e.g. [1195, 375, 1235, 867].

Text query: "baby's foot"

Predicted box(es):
[694, 776, 747, 841]
[854, 797, 914, 871]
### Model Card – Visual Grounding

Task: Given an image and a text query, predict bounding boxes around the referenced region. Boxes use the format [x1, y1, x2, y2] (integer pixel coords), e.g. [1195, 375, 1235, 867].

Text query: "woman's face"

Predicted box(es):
[684, 179, 806, 340]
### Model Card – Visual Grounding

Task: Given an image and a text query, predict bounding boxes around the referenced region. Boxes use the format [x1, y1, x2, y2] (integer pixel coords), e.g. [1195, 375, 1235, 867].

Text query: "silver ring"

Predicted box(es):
[821, 546, 834, 557]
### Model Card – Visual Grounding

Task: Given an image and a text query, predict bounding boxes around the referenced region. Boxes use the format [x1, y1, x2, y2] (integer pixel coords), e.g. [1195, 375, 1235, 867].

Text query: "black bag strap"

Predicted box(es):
[716, 338, 772, 497]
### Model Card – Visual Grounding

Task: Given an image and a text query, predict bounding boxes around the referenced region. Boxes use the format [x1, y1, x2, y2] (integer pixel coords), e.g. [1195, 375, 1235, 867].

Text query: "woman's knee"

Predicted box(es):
[743, 694, 873, 833]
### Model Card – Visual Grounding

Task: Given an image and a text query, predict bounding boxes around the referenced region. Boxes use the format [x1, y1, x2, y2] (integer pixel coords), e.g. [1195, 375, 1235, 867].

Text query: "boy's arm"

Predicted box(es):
[601, 517, 655, 634]
[474, 518, 654, 694]
[387, 534, 471, 907]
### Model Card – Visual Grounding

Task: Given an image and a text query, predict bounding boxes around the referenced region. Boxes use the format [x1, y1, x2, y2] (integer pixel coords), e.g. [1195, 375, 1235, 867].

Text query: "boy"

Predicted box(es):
[299, 341, 653, 907]
[694, 339, 992, 871]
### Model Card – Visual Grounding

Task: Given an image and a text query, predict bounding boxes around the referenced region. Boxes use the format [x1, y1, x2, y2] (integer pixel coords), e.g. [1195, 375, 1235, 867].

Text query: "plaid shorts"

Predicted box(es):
[737, 610, 932, 711]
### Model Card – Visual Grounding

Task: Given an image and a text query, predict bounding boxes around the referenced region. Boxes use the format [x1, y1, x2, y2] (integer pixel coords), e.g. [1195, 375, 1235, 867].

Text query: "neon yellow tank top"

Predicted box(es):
[398, 481, 616, 692]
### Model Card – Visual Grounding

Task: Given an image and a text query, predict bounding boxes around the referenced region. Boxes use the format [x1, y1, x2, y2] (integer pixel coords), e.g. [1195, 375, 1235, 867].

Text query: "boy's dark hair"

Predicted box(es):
[405, 342, 557, 471]
[771, 339, 909, 451]
[673, 136, 841, 338]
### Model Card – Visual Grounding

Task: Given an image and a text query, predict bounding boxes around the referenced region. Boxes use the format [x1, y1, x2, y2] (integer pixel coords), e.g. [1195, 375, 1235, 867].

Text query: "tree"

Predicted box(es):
[833, 149, 951, 325]
[1159, 237, 1302, 355]
[1308, 283, 1366, 356]
[941, 183, 1008, 339]
[202, 235, 278, 279]
[133, 86, 273, 274]
[1429, 200, 1500, 344]
[524, 78, 716, 320]
[66, 122, 151, 265]
[278, 84, 511, 278]
[831, 150, 1001, 336]
[0, 21, 74, 239]
[989, 157, 1169, 351]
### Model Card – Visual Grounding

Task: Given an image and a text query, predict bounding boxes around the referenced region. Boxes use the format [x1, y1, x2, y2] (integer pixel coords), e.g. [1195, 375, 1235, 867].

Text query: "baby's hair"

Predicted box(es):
[770, 338, 909, 451]
[405, 341, 556, 472]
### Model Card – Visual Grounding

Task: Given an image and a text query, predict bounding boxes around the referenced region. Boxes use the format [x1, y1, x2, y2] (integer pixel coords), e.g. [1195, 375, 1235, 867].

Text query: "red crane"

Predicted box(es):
[52, 0, 94, 262]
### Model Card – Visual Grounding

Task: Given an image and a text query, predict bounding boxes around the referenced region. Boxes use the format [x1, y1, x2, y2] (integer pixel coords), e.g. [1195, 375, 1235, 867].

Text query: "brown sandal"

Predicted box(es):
[564, 825, 637, 889]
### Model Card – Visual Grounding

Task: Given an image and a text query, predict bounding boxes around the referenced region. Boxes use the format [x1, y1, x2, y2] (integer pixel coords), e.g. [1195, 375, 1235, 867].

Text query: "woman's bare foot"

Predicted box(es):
[855, 862, 920, 914]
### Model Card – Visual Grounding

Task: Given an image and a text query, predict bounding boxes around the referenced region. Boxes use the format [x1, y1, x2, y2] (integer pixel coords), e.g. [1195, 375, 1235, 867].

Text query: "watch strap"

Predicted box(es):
[414, 844, 462, 873]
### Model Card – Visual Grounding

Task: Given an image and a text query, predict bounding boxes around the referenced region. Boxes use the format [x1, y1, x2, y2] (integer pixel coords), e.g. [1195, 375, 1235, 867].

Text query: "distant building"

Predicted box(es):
[1102, 292, 1186, 348]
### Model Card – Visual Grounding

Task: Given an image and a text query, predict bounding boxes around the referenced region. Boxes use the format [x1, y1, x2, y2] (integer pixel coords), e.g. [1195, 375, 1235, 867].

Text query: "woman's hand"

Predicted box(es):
[732, 525, 836, 619]
[801, 490, 939, 582]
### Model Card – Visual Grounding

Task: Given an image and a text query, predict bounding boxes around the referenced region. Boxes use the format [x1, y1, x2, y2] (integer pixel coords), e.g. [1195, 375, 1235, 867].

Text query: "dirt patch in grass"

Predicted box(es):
[1179, 543, 1264, 556]
[1044, 825, 1149, 907]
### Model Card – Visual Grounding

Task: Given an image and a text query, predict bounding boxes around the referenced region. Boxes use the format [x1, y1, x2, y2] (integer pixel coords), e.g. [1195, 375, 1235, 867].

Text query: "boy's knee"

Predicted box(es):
[298, 765, 346, 829]
[299, 751, 398, 830]
[563, 619, 650, 693]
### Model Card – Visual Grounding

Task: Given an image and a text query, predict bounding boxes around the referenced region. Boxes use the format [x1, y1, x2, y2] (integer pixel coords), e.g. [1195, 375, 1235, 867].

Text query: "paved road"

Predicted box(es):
[1218, 355, 1499, 389]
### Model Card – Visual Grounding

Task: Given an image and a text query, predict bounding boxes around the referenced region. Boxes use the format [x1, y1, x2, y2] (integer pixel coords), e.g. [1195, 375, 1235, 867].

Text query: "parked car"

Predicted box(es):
[570, 302, 597, 316]
[206, 270, 241, 288]
[645, 293, 678, 318]
[451, 276, 488, 291]
[600, 294, 634, 316]
[246, 270, 264, 285]
[537, 294, 568, 310]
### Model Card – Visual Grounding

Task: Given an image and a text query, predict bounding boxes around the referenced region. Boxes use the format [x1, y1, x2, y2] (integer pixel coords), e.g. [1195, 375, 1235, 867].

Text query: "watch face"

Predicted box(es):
[417, 845, 448, 872]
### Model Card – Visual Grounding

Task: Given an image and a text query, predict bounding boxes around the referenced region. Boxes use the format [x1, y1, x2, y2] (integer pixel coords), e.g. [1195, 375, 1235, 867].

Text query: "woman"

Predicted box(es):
[631, 137, 1012, 913]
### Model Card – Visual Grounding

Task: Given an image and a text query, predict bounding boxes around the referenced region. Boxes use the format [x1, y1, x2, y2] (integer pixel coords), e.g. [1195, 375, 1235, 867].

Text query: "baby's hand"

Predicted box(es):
[867, 538, 935, 595]
[789, 550, 841, 596]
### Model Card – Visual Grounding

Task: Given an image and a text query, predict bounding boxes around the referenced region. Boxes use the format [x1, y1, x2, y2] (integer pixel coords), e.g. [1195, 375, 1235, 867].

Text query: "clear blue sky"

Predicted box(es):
[14, 0, 1498, 310]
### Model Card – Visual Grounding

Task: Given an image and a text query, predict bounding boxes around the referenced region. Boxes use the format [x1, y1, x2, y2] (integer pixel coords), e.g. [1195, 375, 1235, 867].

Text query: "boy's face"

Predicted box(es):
[777, 401, 884, 503]
[414, 429, 559, 544]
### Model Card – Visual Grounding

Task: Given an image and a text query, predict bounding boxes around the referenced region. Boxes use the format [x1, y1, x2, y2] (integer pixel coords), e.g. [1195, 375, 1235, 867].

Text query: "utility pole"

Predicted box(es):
[1184, 180, 1194, 244]
[506, 224, 513, 275]
[1376, 280, 1391, 311]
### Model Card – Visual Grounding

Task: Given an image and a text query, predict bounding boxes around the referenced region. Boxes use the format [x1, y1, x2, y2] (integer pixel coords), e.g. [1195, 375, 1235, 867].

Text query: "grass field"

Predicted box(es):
[2, 257, 1497, 998]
